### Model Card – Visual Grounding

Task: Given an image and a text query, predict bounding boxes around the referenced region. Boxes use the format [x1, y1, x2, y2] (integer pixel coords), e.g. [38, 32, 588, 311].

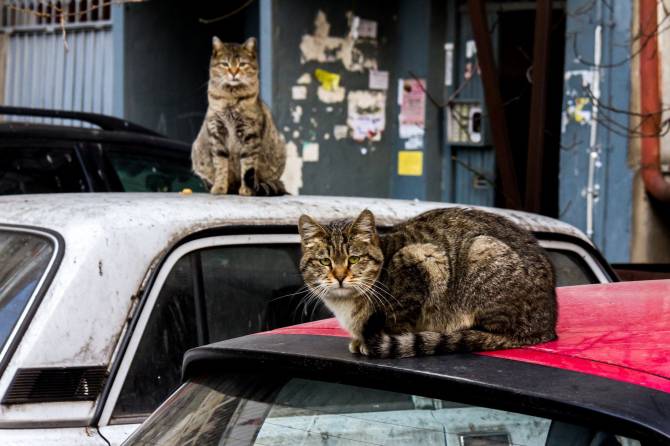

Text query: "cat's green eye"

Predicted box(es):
[319, 258, 331, 266]
[348, 256, 360, 265]
[239, 62, 248, 67]
[221, 61, 229, 67]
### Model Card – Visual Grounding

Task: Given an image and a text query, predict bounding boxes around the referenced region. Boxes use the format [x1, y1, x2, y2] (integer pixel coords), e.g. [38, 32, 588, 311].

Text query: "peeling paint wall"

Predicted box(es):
[272, 1, 399, 198]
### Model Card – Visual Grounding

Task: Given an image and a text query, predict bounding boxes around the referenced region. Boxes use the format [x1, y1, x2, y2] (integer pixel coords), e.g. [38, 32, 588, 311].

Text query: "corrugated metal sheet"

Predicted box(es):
[1, 0, 113, 126]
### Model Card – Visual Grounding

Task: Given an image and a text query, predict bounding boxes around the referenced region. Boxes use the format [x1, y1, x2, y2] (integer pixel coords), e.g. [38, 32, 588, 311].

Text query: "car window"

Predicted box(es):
[0, 230, 54, 350]
[124, 372, 643, 446]
[113, 255, 198, 420]
[200, 244, 329, 342]
[0, 146, 89, 194]
[545, 249, 598, 286]
[104, 145, 206, 192]
[112, 244, 328, 421]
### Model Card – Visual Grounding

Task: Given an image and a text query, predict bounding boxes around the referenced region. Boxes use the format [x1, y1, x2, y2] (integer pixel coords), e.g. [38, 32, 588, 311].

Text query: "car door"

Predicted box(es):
[97, 233, 330, 443]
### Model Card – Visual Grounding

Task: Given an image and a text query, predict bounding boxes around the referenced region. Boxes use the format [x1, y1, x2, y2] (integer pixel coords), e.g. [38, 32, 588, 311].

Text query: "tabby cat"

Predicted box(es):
[298, 208, 557, 358]
[192, 37, 286, 196]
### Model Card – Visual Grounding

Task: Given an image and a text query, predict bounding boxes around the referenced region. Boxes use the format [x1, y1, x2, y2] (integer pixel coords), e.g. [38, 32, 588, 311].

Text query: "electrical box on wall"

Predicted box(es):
[446, 100, 487, 145]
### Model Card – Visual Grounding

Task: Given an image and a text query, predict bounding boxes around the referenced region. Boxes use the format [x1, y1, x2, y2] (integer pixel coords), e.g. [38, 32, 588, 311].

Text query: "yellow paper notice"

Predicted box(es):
[398, 151, 423, 176]
[314, 68, 340, 91]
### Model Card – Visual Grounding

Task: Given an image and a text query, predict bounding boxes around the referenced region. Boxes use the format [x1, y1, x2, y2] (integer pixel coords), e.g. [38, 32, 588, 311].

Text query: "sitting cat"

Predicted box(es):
[298, 208, 557, 358]
[192, 37, 286, 196]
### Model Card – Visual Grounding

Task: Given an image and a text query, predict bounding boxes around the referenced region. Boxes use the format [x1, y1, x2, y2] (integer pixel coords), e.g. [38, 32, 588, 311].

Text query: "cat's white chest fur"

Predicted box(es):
[322, 296, 358, 335]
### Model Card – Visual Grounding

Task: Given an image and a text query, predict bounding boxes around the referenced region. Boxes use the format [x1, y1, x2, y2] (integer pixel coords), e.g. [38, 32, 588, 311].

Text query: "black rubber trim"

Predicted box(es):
[0, 225, 65, 379]
[0, 106, 161, 136]
[184, 334, 670, 444]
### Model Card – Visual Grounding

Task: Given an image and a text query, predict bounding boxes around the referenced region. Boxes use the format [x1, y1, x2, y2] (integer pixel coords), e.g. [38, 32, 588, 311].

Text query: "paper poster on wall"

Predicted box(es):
[398, 79, 426, 139]
[347, 90, 386, 141]
[352, 16, 378, 39]
[398, 150, 423, 176]
[291, 85, 307, 100]
[369, 70, 389, 90]
[302, 142, 319, 162]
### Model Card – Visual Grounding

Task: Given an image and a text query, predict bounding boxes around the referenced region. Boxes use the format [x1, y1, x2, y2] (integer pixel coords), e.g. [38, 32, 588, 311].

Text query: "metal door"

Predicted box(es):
[442, 0, 497, 207]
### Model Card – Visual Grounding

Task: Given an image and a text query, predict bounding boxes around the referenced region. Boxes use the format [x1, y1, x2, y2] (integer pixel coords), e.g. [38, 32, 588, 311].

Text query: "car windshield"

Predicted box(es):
[105, 146, 206, 193]
[124, 372, 641, 446]
[0, 230, 55, 350]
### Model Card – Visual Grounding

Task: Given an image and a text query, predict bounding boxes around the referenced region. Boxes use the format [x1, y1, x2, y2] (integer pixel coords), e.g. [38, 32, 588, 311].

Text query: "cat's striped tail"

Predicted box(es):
[243, 169, 287, 196]
[364, 330, 555, 358]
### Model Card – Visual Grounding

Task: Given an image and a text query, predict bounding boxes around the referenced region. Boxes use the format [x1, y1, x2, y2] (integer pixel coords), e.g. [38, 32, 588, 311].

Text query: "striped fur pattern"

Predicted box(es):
[192, 37, 286, 196]
[298, 208, 557, 358]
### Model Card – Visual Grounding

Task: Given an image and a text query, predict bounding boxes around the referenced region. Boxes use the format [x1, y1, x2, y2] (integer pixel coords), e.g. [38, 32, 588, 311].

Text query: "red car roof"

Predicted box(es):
[266, 280, 670, 394]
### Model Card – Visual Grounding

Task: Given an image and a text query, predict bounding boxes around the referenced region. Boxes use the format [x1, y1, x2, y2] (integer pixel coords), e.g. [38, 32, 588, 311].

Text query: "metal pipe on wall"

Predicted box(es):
[640, 0, 670, 203]
[586, 21, 602, 239]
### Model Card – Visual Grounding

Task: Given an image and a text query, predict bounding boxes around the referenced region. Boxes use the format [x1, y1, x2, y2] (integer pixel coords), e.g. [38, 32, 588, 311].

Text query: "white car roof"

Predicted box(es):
[0, 192, 589, 243]
[0, 193, 592, 424]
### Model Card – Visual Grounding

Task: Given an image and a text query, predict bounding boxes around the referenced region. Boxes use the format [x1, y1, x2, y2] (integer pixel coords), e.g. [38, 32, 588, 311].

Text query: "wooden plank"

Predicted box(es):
[525, 0, 552, 213]
[467, 0, 521, 209]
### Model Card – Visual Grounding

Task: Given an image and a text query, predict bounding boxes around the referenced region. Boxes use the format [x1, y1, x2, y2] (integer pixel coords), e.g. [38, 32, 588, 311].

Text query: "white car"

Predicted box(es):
[0, 193, 616, 445]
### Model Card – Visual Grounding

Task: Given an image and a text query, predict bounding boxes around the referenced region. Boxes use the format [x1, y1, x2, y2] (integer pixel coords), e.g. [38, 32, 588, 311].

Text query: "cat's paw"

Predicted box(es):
[348, 339, 361, 354]
[210, 184, 228, 195]
[359, 343, 371, 356]
[238, 185, 254, 196]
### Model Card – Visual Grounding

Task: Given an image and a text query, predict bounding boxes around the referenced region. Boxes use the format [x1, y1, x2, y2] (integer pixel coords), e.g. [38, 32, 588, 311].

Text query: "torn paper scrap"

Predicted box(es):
[292, 85, 308, 100]
[347, 90, 386, 142]
[334, 125, 349, 140]
[369, 70, 389, 90]
[302, 142, 319, 162]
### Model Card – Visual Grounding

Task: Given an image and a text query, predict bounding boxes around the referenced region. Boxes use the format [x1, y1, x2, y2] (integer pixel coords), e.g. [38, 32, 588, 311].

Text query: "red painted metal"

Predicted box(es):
[264, 280, 670, 393]
[640, 0, 670, 202]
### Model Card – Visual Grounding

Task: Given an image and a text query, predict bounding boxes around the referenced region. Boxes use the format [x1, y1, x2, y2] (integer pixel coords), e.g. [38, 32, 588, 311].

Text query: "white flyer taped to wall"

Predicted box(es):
[347, 90, 386, 142]
[292, 85, 308, 100]
[302, 142, 319, 162]
[352, 16, 377, 39]
[369, 70, 389, 90]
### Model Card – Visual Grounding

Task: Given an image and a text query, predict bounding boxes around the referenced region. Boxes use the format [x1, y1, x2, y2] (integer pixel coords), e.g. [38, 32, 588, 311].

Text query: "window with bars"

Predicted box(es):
[0, 0, 111, 29]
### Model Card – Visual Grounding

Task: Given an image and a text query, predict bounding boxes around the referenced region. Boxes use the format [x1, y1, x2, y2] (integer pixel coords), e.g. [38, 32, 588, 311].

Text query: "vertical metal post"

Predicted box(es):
[467, 0, 522, 209]
[260, 0, 273, 109]
[525, 0, 552, 213]
[111, 2, 124, 118]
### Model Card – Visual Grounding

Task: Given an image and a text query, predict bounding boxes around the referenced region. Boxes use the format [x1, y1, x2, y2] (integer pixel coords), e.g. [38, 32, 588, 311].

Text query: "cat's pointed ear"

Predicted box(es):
[350, 209, 378, 244]
[299, 214, 326, 243]
[212, 36, 224, 51]
[243, 37, 257, 53]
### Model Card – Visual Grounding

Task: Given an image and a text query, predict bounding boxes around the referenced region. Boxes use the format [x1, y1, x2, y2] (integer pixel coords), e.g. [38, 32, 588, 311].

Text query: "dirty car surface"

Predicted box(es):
[0, 193, 615, 445]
